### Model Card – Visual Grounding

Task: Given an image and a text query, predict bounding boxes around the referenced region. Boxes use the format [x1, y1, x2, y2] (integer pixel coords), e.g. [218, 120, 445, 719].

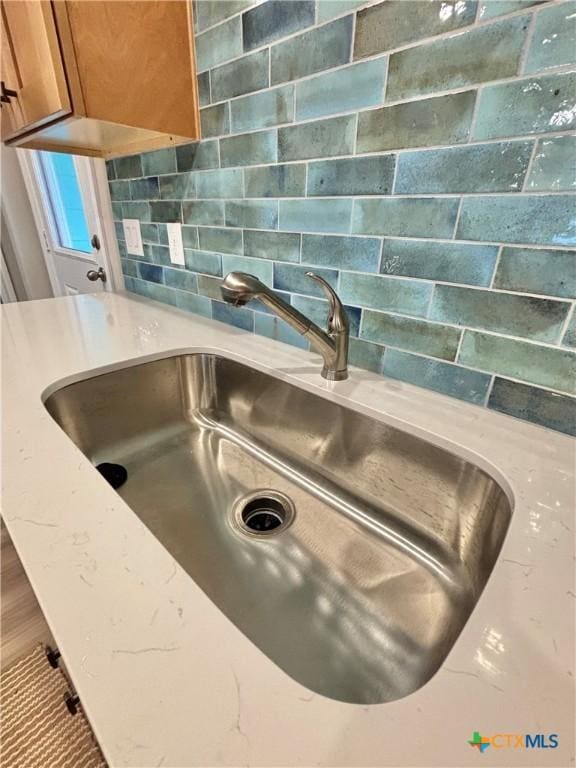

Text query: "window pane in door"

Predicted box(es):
[38, 152, 92, 253]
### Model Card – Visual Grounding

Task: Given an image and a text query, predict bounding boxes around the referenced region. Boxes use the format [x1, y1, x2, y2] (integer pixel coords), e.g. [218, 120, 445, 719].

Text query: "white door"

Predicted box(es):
[17, 149, 121, 296]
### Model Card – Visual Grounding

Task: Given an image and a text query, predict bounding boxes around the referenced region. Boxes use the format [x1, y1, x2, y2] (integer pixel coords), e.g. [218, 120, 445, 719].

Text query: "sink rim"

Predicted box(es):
[41, 346, 517, 515]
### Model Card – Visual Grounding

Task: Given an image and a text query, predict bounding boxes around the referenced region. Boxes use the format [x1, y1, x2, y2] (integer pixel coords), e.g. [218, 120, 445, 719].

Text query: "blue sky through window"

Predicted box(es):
[39, 152, 92, 253]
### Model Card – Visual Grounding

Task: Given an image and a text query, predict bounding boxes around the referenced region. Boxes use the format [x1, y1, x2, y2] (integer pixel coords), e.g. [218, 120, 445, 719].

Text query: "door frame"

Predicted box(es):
[16, 148, 123, 296]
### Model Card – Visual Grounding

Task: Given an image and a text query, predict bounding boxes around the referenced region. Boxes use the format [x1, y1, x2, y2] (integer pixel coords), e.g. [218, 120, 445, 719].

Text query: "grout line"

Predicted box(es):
[452, 197, 465, 239]
[454, 328, 466, 362]
[556, 301, 576, 346]
[521, 137, 541, 191]
[425, 283, 436, 319]
[482, 375, 496, 407]
[518, 8, 539, 75]
[489, 245, 505, 289]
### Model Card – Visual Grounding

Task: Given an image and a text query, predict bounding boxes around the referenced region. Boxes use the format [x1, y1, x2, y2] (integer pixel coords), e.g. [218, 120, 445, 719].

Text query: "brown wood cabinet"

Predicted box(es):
[1, 0, 200, 157]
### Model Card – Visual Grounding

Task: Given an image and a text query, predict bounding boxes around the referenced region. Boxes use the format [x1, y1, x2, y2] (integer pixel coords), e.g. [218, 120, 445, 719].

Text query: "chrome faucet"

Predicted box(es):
[221, 271, 349, 381]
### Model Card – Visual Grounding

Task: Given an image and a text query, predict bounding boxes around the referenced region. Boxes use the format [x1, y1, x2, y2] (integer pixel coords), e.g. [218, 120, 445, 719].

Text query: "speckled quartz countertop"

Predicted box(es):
[2, 292, 574, 768]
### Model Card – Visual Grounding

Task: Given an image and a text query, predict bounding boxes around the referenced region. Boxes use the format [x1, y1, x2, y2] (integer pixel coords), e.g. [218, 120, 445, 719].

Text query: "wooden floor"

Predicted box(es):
[1, 522, 52, 669]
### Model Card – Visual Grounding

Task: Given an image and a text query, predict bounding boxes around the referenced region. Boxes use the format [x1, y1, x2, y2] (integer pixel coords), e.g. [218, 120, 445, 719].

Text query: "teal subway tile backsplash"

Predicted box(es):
[356, 92, 475, 153]
[473, 70, 576, 140]
[430, 285, 571, 343]
[361, 311, 461, 361]
[230, 86, 294, 133]
[278, 115, 356, 161]
[109, 0, 576, 435]
[352, 198, 459, 238]
[493, 248, 576, 298]
[383, 350, 492, 405]
[526, 136, 576, 191]
[386, 15, 530, 101]
[307, 156, 395, 197]
[394, 142, 533, 194]
[457, 195, 576, 246]
[380, 239, 499, 287]
[525, 1, 576, 73]
[270, 16, 353, 85]
[295, 59, 387, 121]
[354, 0, 477, 60]
[459, 331, 576, 394]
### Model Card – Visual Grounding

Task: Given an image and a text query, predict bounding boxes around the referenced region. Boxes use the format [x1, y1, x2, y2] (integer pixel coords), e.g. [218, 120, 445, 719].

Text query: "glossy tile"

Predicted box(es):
[279, 199, 353, 233]
[354, 0, 477, 60]
[301, 234, 381, 271]
[493, 247, 576, 298]
[353, 198, 459, 238]
[356, 91, 475, 153]
[488, 377, 576, 436]
[430, 284, 571, 342]
[176, 141, 220, 172]
[525, 136, 576, 191]
[183, 249, 223, 276]
[195, 0, 253, 31]
[230, 85, 294, 133]
[196, 169, 243, 199]
[182, 201, 225, 226]
[457, 195, 576, 246]
[383, 349, 491, 404]
[220, 130, 277, 167]
[348, 337, 385, 373]
[243, 229, 301, 262]
[271, 16, 353, 84]
[394, 141, 533, 194]
[478, 0, 543, 20]
[459, 330, 576, 393]
[295, 59, 387, 121]
[244, 164, 306, 198]
[225, 200, 278, 229]
[361, 310, 461, 360]
[307, 156, 395, 196]
[163, 267, 198, 293]
[525, 1, 576, 73]
[243, 1, 315, 51]
[175, 289, 212, 318]
[473, 70, 576, 140]
[142, 148, 177, 176]
[278, 115, 356, 161]
[222, 254, 273, 284]
[149, 201, 181, 223]
[200, 104, 230, 138]
[211, 49, 269, 102]
[381, 239, 499, 286]
[340, 273, 432, 316]
[318, 0, 365, 23]
[196, 16, 242, 72]
[562, 310, 576, 347]
[198, 227, 243, 254]
[387, 15, 529, 101]
[158, 174, 195, 200]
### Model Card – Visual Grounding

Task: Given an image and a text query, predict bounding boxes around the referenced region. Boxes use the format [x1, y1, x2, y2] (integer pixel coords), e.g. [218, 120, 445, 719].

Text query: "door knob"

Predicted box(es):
[86, 267, 106, 282]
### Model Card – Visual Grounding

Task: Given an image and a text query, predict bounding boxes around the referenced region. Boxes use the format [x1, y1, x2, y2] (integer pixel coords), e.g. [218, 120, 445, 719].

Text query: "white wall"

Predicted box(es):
[0, 144, 53, 301]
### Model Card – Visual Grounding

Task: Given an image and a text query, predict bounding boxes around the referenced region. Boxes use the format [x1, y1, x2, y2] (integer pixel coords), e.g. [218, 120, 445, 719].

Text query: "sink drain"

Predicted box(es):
[233, 490, 295, 538]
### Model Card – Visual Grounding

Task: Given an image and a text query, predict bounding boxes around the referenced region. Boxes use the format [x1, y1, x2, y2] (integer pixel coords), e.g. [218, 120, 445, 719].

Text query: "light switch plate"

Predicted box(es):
[122, 219, 144, 257]
[166, 222, 185, 266]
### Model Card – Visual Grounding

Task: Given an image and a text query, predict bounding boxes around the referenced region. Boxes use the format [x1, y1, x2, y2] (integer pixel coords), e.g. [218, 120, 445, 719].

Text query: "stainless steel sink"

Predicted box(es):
[44, 354, 512, 704]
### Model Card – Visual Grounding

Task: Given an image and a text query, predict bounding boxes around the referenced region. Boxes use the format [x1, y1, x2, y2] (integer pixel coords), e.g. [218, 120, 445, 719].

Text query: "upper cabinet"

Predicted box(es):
[0, 0, 200, 157]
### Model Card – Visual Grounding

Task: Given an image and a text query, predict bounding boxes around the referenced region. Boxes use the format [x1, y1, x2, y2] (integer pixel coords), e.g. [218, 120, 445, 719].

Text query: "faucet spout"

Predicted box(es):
[220, 272, 349, 381]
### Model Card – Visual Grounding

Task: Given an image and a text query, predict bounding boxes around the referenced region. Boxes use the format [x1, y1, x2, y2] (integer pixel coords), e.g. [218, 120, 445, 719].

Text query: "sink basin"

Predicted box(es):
[44, 353, 512, 704]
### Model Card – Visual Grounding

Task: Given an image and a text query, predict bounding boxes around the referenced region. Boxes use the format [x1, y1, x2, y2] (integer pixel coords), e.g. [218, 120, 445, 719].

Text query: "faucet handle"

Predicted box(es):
[305, 272, 349, 335]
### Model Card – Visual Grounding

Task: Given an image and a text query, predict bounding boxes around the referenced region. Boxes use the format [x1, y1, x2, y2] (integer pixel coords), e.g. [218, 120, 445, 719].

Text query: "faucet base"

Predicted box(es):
[321, 367, 348, 382]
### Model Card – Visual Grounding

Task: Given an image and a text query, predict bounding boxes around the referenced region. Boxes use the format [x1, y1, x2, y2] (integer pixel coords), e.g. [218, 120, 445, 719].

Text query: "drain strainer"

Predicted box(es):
[232, 490, 295, 537]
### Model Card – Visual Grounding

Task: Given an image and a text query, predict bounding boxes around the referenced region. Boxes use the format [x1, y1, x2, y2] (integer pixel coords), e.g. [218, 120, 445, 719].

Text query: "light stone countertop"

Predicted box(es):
[1, 292, 574, 768]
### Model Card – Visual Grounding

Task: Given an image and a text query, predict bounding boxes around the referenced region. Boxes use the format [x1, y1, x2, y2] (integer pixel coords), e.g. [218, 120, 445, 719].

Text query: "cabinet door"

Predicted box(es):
[1, 4, 25, 139]
[2, 0, 71, 138]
